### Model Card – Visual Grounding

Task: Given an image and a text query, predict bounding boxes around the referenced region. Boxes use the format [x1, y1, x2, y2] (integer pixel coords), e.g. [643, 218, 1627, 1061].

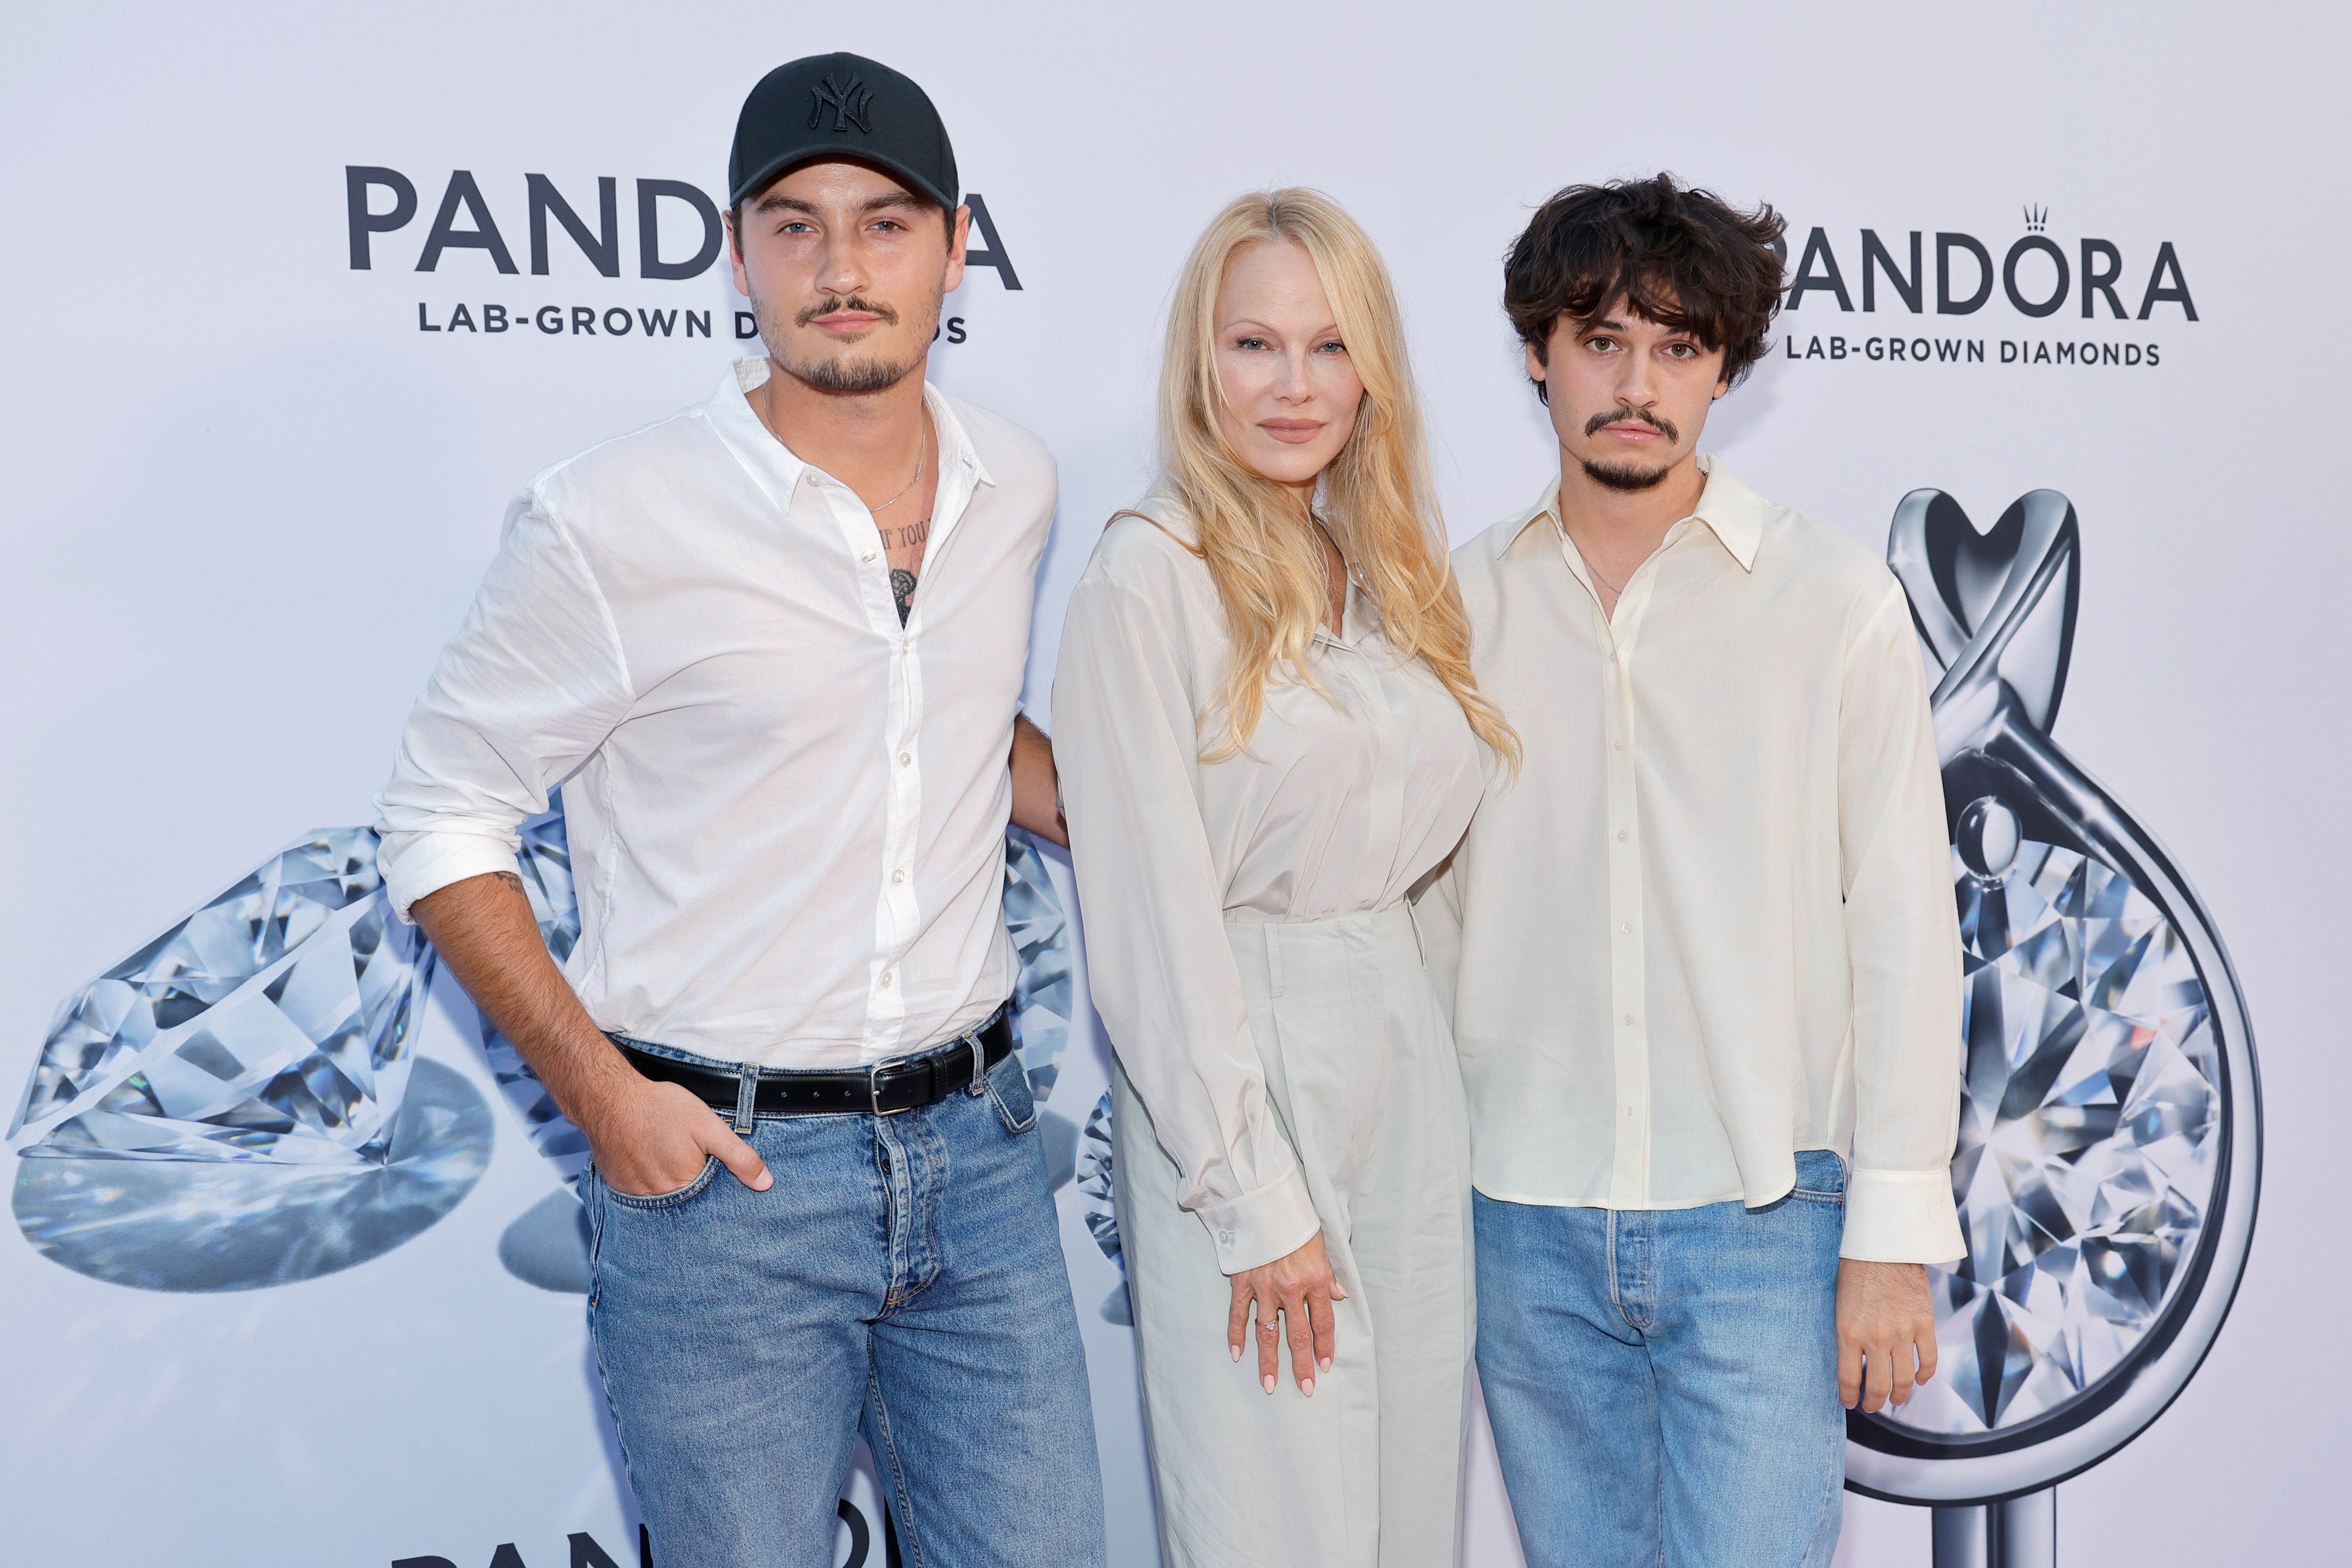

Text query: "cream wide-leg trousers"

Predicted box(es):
[1111, 903, 1475, 1568]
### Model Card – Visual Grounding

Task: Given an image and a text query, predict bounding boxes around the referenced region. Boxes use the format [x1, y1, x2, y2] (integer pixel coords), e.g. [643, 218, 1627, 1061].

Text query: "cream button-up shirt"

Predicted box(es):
[1055, 505, 1486, 1272]
[376, 360, 1052, 1068]
[1424, 456, 1965, 1263]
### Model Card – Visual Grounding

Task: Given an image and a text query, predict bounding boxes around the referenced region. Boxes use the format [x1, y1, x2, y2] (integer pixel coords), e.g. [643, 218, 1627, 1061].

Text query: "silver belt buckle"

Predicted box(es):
[867, 1057, 911, 1117]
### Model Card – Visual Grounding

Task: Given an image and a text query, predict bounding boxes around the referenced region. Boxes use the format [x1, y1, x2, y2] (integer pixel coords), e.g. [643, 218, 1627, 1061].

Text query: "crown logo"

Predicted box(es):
[809, 74, 875, 135]
[2023, 203, 2050, 233]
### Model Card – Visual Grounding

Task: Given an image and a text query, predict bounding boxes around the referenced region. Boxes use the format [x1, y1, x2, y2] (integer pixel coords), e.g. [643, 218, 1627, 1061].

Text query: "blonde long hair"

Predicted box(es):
[1150, 188, 1518, 769]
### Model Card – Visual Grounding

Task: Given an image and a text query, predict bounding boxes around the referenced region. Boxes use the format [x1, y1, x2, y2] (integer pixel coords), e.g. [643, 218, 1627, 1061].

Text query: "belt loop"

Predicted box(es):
[733, 1067, 758, 1134]
[968, 1028, 990, 1095]
[1263, 924, 1285, 998]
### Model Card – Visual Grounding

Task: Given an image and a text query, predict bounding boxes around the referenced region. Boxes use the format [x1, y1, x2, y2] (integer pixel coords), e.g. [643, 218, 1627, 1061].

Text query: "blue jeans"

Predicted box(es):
[1474, 1150, 1848, 1568]
[584, 1041, 1106, 1568]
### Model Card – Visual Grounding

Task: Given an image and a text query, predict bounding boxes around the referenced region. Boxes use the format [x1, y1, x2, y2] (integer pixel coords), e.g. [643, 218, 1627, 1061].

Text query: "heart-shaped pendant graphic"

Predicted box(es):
[1846, 490, 2262, 1511]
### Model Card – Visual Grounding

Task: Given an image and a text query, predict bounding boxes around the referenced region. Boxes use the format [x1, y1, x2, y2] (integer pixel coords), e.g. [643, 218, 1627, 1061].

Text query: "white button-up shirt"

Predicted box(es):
[1425, 456, 1965, 1262]
[376, 359, 1054, 1068]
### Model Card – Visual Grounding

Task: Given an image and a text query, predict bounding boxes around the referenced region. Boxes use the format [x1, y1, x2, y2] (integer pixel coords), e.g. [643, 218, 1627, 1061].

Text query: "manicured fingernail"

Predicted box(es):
[1231, 1344, 1243, 1362]
[1301, 1378, 1315, 1397]
[1262, 1374, 1276, 1394]
[1320, 1356, 1332, 1373]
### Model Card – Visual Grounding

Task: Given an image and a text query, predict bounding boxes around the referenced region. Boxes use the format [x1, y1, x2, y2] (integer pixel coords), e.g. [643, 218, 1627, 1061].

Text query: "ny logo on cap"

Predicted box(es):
[809, 74, 875, 134]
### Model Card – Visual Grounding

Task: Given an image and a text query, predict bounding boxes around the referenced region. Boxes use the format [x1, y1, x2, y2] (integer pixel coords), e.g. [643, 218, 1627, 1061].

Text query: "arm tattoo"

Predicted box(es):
[493, 871, 525, 895]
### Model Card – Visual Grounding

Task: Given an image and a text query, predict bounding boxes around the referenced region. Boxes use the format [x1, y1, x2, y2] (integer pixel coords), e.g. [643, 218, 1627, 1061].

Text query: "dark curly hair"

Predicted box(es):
[1503, 174, 1787, 399]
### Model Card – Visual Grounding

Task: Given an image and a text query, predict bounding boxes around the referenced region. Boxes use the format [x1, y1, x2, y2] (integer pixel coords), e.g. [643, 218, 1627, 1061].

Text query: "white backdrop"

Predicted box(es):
[3, 3, 2345, 1564]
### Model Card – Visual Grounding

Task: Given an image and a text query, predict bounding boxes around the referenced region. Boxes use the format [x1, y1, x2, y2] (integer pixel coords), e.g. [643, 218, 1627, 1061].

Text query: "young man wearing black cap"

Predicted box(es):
[377, 53, 1106, 1568]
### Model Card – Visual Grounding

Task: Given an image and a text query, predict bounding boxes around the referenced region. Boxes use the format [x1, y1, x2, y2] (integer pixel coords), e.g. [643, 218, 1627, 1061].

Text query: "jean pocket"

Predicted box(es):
[1788, 1149, 1848, 1205]
[602, 1155, 721, 1210]
[984, 1058, 1039, 1136]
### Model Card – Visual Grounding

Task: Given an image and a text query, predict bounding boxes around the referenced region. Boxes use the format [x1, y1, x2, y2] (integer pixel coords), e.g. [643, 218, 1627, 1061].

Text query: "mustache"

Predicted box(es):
[1583, 405, 1679, 443]
[795, 294, 900, 328]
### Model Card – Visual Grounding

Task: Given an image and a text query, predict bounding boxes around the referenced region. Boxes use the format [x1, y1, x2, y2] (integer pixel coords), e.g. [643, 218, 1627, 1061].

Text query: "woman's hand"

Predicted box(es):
[1227, 1229, 1346, 1396]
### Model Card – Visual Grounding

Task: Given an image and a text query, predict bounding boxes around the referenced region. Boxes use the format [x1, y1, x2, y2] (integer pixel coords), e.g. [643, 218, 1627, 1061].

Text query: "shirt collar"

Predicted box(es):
[1492, 453, 1768, 572]
[710, 357, 995, 495]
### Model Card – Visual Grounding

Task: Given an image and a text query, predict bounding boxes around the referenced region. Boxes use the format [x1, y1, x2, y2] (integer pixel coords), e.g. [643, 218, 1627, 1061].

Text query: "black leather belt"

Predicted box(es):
[615, 1005, 1015, 1118]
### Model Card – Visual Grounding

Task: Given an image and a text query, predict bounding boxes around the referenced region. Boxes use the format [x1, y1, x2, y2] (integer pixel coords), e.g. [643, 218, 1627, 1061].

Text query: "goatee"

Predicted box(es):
[1581, 456, 1674, 492]
[755, 291, 931, 396]
[787, 354, 917, 395]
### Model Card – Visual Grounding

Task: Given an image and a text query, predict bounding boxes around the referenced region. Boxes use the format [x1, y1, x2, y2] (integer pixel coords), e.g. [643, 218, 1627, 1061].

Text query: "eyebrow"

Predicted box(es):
[1580, 316, 1695, 338]
[753, 188, 923, 218]
[1220, 318, 1343, 335]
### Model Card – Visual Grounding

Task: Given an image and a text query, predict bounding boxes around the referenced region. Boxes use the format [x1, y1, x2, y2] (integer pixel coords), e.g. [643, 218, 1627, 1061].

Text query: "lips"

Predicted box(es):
[1260, 421, 1325, 445]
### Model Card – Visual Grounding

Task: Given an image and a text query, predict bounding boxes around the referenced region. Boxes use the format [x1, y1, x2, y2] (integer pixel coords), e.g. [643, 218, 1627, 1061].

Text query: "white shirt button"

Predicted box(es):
[1623, 1012, 1637, 1026]
[1614, 740, 1627, 751]
[898, 752, 912, 767]
[891, 869, 907, 884]
[1617, 829, 1629, 842]
[1620, 922, 1633, 934]
[880, 969, 896, 988]
[861, 549, 877, 563]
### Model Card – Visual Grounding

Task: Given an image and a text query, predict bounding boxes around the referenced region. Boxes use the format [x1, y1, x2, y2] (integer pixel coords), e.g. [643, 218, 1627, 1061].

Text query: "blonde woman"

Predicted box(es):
[1054, 190, 1516, 1566]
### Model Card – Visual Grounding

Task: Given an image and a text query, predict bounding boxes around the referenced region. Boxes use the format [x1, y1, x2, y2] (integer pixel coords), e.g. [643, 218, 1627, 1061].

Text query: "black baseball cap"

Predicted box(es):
[728, 53, 960, 214]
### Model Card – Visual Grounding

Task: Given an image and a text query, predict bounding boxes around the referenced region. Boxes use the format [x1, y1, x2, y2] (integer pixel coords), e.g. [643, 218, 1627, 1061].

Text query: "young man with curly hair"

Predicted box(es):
[1424, 176, 1967, 1565]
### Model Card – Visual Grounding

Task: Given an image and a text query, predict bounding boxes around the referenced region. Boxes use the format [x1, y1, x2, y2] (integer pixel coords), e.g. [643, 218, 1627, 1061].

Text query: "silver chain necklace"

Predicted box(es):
[1571, 535, 1629, 597]
[870, 425, 927, 512]
[762, 374, 927, 512]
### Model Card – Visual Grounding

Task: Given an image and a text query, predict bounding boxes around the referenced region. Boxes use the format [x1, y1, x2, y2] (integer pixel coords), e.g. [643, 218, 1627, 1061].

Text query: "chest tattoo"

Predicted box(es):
[886, 512, 931, 626]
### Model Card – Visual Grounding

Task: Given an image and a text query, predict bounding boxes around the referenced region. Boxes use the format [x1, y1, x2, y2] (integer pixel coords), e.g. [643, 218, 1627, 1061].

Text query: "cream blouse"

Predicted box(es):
[1053, 504, 1485, 1273]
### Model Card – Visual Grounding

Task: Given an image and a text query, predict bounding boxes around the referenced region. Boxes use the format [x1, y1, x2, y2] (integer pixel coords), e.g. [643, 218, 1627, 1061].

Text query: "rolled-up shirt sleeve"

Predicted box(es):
[1053, 566, 1319, 1274]
[1836, 577, 1967, 1263]
[376, 490, 633, 922]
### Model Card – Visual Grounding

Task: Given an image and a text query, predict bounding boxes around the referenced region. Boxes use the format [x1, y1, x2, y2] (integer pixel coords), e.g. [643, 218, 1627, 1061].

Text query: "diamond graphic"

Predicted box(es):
[9, 828, 493, 1290]
[1005, 828, 1075, 1099]
[12, 830, 434, 1166]
[1077, 1088, 1120, 1264]
[1849, 488, 2259, 1510]
[1075, 1088, 1132, 1324]
[1885, 838, 2219, 1436]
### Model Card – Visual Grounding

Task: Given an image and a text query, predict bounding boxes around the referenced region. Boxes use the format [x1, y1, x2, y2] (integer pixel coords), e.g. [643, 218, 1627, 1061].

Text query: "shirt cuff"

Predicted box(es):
[1841, 1166, 1966, 1263]
[382, 832, 524, 925]
[1192, 1165, 1322, 1274]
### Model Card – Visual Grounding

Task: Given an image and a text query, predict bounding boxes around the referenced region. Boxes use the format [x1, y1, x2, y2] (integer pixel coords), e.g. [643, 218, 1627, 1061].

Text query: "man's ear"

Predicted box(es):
[941, 204, 971, 294]
[726, 209, 752, 299]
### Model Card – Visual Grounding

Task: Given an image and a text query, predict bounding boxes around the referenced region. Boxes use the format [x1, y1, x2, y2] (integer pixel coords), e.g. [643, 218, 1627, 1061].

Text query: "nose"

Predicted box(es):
[1272, 345, 1314, 404]
[1611, 345, 1660, 409]
[814, 230, 869, 301]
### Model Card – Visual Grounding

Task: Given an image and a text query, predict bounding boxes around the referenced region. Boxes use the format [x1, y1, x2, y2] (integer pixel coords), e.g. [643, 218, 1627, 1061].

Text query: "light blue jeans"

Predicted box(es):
[584, 1041, 1106, 1568]
[1474, 1149, 1849, 1568]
